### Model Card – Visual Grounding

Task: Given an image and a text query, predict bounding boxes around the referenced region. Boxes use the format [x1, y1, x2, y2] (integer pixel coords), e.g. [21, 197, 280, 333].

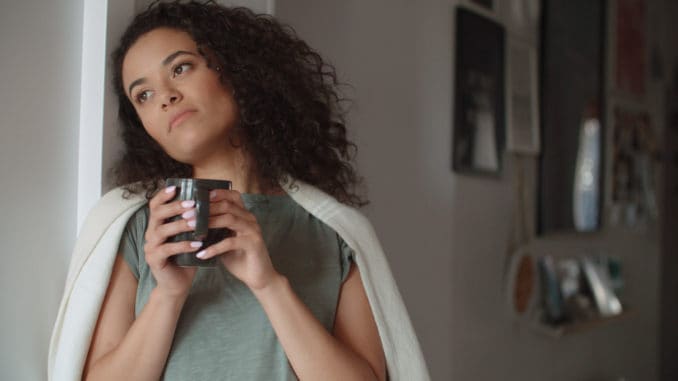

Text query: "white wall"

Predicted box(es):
[136, 0, 275, 13]
[277, 0, 672, 379]
[0, 0, 83, 379]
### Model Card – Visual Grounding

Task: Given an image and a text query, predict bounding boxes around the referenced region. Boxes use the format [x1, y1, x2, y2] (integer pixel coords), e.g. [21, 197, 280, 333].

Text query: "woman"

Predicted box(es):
[49, 2, 428, 380]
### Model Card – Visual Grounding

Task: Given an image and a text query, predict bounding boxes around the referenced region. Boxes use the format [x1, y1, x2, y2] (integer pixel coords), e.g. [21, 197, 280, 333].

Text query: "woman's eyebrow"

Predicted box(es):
[161, 50, 197, 66]
[128, 50, 198, 96]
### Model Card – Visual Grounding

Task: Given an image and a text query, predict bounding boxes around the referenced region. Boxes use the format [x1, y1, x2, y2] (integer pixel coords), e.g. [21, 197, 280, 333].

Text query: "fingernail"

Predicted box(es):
[187, 220, 196, 228]
[165, 185, 176, 193]
[210, 190, 217, 200]
[196, 250, 207, 258]
[181, 200, 195, 208]
[190, 241, 203, 248]
[181, 209, 196, 219]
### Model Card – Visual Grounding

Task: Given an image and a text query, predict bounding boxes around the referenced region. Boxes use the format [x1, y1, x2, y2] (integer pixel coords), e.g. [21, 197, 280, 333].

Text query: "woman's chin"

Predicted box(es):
[165, 148, 200, 165]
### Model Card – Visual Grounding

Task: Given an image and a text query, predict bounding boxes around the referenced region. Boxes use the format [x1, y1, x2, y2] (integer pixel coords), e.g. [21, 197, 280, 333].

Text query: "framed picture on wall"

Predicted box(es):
[452, 8, 506, 176]
[614, 0, 646, 97]
[538, 0, 606, 234]
[609, 106, 659, 226]
[469, 0, 493, 10]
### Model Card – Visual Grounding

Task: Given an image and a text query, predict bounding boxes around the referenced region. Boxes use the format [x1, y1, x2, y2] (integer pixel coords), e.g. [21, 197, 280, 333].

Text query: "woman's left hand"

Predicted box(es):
[196, 189, 281, 290]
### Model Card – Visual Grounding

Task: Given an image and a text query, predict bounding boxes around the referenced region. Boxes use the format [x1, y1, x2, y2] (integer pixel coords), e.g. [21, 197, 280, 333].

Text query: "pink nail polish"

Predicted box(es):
[190, 241, 203, 248]
[182, 209, 196, 219]
[181, 200, 195, 208]
[187, 220, 196, 228]
[165, 185, 176, 193]
[196, 250, 207, 258]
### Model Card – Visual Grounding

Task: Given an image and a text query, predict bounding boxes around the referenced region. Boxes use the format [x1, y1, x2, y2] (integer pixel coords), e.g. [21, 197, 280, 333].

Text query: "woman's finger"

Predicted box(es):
[208, 212, 259, 234]
[145, 240, 204, 265]
[148, 185, 178, 209]
[152, 199, 196, 222]
[147, 185, 193, 228]
[145, 218, 196, 245]
[209, 189, 245, 208]
[208, 198, 256, 222]
[195, 236, 246, 260]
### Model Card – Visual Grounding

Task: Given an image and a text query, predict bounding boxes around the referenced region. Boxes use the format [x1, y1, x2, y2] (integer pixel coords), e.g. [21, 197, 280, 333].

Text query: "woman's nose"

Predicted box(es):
[161, 89, 182, 109]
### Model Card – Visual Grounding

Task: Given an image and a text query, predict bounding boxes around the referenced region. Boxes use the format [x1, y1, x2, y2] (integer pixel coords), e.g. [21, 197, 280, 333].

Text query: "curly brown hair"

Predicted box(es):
[111, 0, 366, 206]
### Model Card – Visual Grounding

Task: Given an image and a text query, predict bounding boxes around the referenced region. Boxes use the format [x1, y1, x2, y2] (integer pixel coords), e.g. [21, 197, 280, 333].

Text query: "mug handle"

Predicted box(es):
[194, 187, 210, 240]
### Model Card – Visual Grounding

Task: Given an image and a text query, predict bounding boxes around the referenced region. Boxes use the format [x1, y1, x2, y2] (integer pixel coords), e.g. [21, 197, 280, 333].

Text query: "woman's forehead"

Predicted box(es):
[122, 28, 198, 84]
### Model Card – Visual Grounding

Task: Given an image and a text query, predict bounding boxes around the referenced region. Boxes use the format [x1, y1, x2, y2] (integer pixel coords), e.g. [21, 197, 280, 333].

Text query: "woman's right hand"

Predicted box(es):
[144, 185, 201, 300]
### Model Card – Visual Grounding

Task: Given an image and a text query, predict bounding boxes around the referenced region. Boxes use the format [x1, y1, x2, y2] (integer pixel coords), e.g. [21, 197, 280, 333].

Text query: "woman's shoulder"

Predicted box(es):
[100, 186, 146, 206]
[284, 180, 376, 246]
[83, 186, 148, 228]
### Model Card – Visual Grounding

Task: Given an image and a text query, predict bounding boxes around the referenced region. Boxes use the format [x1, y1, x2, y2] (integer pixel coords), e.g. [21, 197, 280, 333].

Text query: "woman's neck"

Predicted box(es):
[191, 148, 277, 194]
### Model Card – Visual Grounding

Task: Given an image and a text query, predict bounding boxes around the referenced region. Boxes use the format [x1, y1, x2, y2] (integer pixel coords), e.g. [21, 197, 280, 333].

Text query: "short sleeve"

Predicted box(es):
[117, 206, 148, 280]
[338, 236, 355, 283]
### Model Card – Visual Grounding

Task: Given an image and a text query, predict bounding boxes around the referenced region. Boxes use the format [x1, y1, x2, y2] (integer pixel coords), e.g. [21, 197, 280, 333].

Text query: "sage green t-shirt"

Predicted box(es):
[119, 193, 354, 380]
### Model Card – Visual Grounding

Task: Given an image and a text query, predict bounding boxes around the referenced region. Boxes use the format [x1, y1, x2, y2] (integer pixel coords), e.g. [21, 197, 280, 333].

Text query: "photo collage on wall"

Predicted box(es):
[609, 107, 659, 226]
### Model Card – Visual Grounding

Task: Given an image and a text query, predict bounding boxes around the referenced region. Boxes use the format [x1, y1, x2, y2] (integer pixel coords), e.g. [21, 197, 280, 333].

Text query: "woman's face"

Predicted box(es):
[122, 28, 238, 164]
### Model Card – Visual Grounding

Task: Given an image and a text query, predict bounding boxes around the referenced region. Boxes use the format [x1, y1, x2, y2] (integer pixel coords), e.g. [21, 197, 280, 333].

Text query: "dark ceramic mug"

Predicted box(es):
[166, 178, 232, 267]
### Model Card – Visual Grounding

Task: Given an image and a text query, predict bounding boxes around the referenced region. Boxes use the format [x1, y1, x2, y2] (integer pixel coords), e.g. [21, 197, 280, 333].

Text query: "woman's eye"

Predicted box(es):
[136, 90, 153, 104]
[173, 62, 192, 77]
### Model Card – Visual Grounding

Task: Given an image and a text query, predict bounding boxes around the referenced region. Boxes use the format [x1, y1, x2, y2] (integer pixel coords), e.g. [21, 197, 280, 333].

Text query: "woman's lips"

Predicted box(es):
[169, 110, 196, 131]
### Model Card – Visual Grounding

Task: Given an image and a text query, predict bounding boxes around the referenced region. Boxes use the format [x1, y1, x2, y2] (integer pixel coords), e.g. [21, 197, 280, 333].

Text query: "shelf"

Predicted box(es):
[531, 310, 630, 338]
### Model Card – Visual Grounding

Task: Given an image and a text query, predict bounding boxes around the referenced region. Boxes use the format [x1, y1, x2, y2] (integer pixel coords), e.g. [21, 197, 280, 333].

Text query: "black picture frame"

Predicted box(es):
[470, 0, 493, 10]
[452, 8, 506, 176]
[537, 0, 606, 234]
